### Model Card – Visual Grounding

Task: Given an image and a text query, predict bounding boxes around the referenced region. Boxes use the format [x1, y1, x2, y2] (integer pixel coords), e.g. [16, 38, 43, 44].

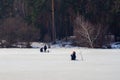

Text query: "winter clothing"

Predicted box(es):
[44, 45, 47, 52]
[71, 51, 76, 60]
[40, 47, 43, 52]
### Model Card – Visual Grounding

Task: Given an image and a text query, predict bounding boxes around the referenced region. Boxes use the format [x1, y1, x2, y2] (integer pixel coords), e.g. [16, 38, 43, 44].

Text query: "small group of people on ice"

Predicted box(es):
[40, 45, 48, 52]
[40, 44, 77, 61]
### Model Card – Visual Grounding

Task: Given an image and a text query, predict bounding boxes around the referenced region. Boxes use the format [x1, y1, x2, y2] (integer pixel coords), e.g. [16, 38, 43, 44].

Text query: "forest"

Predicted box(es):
[0, 0, 119, 48]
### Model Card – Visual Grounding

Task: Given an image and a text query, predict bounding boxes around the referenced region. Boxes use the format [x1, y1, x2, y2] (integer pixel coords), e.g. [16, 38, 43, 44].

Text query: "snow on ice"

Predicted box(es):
[0, 46, 120, 80]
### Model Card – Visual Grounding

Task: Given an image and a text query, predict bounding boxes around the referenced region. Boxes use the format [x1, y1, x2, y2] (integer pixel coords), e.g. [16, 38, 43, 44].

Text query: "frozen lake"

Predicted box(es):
[0, 48, 120, 80]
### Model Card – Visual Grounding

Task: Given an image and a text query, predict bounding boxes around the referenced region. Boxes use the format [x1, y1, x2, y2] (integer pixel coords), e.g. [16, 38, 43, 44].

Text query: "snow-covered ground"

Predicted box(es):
[0, 47, 120, 80]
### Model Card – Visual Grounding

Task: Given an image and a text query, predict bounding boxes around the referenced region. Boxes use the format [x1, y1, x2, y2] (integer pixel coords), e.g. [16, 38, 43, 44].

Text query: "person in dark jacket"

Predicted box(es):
[71, 51, 76, 60]
[44, 45, 47, 52]
[40, 47, 43, 52]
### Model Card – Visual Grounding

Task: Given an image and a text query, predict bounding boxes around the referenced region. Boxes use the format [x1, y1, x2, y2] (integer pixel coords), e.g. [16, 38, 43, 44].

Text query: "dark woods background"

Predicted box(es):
[0, 0, 119, 48]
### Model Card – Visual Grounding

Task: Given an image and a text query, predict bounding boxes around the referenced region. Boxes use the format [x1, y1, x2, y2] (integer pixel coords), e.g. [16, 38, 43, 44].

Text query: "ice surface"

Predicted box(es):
[0, 48, 120, 80]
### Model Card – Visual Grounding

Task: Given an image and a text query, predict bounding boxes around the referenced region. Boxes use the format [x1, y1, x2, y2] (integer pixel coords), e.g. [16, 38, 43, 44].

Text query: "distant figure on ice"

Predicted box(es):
[44, 45, 47, 52]
[40, 47, 43, 52]
[71, 51, 76, 60]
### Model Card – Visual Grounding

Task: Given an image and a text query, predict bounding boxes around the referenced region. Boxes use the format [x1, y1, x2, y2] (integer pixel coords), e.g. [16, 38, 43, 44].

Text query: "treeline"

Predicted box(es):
[0, 0, 119, 47]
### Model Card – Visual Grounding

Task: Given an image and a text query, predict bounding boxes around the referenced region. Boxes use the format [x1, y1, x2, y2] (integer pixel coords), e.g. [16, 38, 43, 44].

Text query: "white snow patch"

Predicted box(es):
[31, 42, 46, 48]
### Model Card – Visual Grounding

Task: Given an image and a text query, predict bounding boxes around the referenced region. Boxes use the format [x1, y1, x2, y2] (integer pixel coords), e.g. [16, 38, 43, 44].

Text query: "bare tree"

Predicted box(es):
[74, 15, 102, 48]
